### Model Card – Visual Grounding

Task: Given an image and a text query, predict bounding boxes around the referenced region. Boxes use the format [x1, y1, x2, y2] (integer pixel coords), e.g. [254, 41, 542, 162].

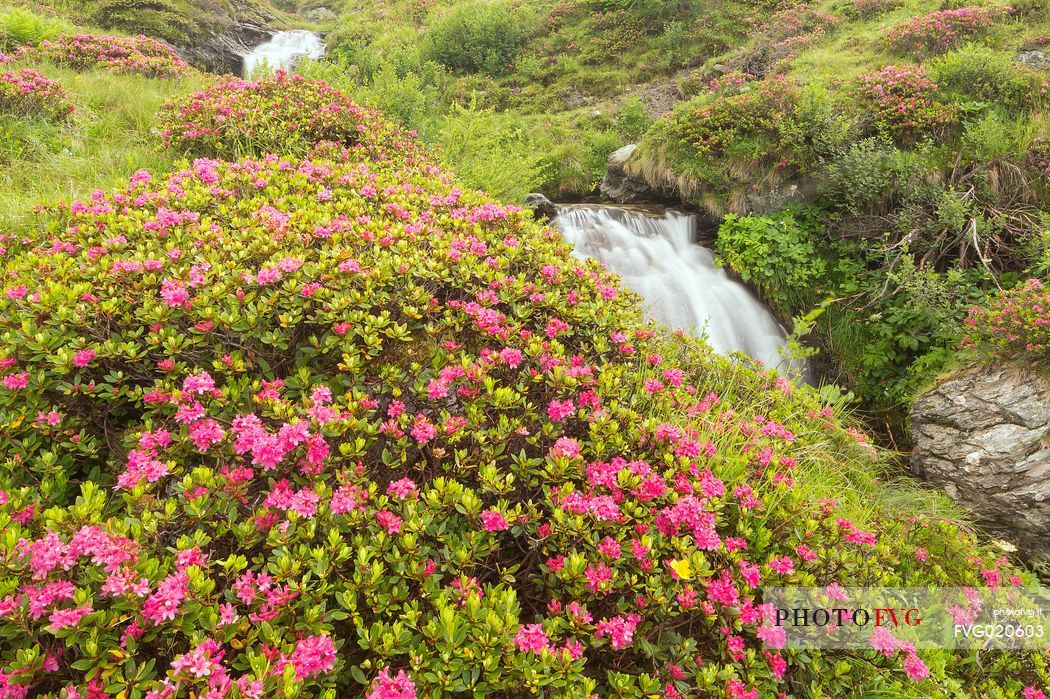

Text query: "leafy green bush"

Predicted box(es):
[613, 95, 651, 141]
[423, 1, 532, 76]
[930, 44, 1038, 111]
[587, 0, 697, 27]
[433, 99, 548, 200]
[715, 209, 827, 316]
[90, 0, 196, 44]
[819, 138, 909, 214]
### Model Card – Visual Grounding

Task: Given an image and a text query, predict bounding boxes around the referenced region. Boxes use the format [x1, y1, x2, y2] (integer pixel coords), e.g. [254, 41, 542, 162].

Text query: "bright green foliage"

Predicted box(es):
[422, 1, 532, 76]
[90, 0, 198, 44]
[430, 99, 549, 201]
[930, 43, 1040, 110]
[715, 209, 826, 317]
[0, 6, 74, 51]
[0, 80, 1046, 696]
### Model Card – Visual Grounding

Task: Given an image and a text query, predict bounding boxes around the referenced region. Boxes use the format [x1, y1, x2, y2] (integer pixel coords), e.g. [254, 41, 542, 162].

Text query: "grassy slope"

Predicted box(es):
[0, 63, 207, 228]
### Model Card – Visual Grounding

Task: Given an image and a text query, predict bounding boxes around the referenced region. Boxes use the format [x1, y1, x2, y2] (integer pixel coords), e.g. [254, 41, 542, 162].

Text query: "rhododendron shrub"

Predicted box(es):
[670, 76, 799, 162]
[17, 34, 190, 78]
[885, 6, 1005, 56]
[961, 278, 1050, 358]
[158, 72, 414, 160]
[0, 133, 1045, 695]
[0, 68, 72, 119]
[855, 64, 955, 140]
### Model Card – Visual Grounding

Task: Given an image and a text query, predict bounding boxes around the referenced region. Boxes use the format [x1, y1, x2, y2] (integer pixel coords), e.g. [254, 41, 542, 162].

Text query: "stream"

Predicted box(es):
[554, 205, 801, 376]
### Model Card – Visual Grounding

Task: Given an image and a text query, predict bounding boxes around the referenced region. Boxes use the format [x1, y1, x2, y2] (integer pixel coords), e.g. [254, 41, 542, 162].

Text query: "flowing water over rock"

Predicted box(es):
[554, 205, 797, 374]
[242, 30, 324, 76]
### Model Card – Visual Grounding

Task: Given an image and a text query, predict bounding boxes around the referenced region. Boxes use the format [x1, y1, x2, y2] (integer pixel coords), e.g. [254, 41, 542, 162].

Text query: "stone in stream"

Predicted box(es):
[522, 193, 557, 221]
[911, 362, 1050, 562]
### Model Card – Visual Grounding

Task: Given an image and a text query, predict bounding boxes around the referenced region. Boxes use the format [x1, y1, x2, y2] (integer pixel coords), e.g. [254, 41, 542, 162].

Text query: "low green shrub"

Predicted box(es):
[89, 0, 196, 44]
[715, 209, 827, 316]
[586, 0, 697, 27]
[432, 99, 548, 201]
[0, 7, 74, 52]
[930, 44, 1038, 111]
[423, 1, 533, 76]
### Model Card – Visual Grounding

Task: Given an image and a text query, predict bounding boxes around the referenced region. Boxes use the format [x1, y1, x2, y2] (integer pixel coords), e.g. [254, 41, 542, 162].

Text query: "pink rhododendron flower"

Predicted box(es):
[550, 437, 580, 459]
[480, 508, 509, 532]
[514, 624, 550, 655]
[594, 613, 641, 650]
[289, 634, 337, 680]
[903, 653, 929, 681]
[367, 667, 416, 699]
[72, 348, 96, 367]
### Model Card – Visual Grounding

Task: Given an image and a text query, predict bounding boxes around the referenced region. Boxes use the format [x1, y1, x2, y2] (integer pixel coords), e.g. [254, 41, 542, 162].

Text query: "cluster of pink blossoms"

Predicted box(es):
[18, 34, 190, 78]
[366, 667, 416, 698]
[0, 68, 73, 119]
[855, 65, 954, 137]
[885, 6, 1004, 55]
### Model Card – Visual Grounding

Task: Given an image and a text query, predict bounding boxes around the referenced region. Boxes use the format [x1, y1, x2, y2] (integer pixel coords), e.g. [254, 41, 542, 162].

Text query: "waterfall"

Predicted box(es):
[554, 205, 799, 375]
[242, 30, 324, 77]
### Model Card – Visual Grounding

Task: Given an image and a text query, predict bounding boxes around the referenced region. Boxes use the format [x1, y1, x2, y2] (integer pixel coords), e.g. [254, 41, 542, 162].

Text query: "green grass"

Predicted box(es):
[0, 60, 208, 228]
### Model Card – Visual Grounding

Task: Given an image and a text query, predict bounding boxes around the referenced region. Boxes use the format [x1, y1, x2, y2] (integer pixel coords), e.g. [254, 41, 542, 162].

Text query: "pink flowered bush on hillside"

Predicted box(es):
[0, 68, 73, 119]
[17, 34, 190, 78]
[885, 6, 1006, 56]
[961, 278, 1050, 358]
[157, 71, 414, 159]
[0, 79, 1046, 697]
[855, 64, 956, 139]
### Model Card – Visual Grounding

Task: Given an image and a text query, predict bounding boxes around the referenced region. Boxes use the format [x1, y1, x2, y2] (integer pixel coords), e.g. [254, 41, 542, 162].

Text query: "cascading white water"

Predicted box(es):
[242, 30, 324, 77]
[555, 205, 799, 375]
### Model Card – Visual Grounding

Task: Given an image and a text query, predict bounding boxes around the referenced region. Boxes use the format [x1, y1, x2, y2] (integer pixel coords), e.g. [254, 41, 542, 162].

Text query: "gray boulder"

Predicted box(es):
[600, 144, 672, 204]
[911, 363, 1050, 561]
[1017, 49, 1049, 71]
[522, 193, 558, 221]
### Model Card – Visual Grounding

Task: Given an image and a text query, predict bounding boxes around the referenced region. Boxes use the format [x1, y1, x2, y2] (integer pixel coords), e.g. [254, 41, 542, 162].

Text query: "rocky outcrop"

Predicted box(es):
[1017, 48, 1049, 71]
[600, 144, 675, 204]
[522, 193, 558, 221]
[911, 363, 1050, 561]
[172, 2, 275, 75]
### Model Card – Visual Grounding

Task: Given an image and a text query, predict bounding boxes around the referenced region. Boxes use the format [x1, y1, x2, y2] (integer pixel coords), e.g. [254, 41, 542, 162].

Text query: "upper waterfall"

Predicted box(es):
[242, 30, 324, 77]
[553, 205, 798, 375]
